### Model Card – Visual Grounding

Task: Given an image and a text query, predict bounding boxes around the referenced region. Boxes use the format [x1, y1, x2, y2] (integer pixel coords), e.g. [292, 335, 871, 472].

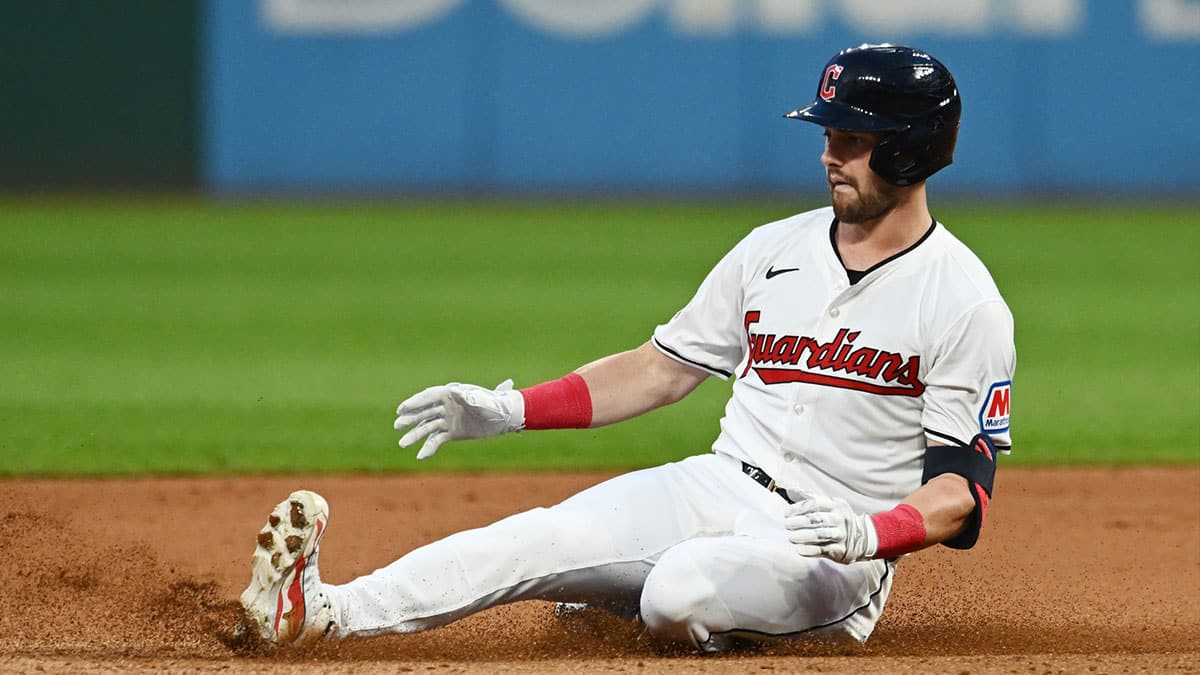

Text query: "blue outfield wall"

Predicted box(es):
[203, 1, 1200, 194]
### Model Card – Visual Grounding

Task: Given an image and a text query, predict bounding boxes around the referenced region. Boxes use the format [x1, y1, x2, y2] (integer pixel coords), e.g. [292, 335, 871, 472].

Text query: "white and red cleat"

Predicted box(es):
[240, 490, 337, 647]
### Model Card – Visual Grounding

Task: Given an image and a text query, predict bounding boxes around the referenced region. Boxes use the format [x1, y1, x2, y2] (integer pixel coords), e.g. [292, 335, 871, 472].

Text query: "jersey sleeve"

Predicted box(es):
[651, 235, 753, 380]
[921, 300, 1016, 451]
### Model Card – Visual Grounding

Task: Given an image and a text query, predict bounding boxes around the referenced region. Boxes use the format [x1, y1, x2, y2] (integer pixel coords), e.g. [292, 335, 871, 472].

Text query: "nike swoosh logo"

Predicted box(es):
[765, 266, 800, 279]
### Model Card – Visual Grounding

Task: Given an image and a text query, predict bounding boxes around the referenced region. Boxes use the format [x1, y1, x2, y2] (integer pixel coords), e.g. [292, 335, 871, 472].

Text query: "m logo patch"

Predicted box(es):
[979, 381, 1011, 433]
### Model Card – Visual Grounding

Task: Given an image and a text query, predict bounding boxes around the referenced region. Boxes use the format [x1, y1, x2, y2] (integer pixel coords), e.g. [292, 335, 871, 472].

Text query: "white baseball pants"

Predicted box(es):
[326, 452, 894, 651]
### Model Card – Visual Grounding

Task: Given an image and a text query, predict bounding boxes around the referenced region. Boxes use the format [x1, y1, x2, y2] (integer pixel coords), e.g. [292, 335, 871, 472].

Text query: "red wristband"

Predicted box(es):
[520, 373, 593, 430]
[870, 504, 927, 559]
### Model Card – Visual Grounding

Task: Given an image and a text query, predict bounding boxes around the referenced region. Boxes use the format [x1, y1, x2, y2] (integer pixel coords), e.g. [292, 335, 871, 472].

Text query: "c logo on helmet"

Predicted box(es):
[819, 64, 844, 102]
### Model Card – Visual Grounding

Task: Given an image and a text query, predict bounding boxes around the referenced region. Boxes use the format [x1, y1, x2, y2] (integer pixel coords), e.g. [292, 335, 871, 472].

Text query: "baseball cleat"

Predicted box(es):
[240, 490, 337, 647]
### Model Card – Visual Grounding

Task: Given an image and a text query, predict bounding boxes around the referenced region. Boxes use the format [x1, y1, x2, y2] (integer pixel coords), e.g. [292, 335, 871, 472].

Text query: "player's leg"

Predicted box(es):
[638, 533, 894, 652]
[325, 454, 743, 637]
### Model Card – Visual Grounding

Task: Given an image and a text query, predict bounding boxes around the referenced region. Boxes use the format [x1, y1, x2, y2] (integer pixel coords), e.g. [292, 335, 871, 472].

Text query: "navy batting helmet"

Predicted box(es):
[786, 44, 961, 186]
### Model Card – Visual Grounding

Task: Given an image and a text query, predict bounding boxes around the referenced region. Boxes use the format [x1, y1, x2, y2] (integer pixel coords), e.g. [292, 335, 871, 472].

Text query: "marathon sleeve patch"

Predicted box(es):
[979, 381, 1011, 434]
[920, 302, 1016, 453]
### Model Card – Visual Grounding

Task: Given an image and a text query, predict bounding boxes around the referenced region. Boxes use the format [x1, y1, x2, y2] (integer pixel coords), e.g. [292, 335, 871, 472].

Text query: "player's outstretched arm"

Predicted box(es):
[393, 340, 708, 460]
[575, 340, 710, 427]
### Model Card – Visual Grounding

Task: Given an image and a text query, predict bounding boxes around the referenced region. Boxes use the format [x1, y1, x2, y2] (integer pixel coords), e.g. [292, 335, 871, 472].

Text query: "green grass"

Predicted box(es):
[1, 198, 1196, 474]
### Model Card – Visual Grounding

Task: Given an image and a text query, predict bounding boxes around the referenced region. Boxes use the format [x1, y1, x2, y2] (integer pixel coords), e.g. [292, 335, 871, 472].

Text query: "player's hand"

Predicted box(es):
[393, 380, 526, 460]
[784, 496, 878, 564]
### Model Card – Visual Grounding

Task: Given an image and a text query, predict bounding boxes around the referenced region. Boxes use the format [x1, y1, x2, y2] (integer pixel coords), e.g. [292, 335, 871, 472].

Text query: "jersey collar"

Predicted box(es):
[828, 217, 938, 285]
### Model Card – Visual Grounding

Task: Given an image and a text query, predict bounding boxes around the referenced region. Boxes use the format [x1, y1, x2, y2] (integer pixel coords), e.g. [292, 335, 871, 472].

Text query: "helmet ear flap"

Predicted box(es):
[870, 129, 917, 186]
[870, 116, 958, 186]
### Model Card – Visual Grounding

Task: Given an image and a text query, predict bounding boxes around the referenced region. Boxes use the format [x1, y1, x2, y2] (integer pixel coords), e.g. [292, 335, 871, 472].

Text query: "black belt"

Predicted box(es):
[740, 461, 794, 504]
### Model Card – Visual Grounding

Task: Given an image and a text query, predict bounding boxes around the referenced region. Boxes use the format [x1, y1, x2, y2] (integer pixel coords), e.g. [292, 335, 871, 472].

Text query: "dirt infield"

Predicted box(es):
[1, 467, 1197, 673]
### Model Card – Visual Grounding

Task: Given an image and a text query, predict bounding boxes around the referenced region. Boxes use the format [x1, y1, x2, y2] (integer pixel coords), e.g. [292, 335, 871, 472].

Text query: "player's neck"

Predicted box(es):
[835, 188, 931, 271]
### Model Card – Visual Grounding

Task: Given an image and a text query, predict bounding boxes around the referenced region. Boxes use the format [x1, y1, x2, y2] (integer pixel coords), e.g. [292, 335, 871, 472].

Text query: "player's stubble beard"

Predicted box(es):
[829, 172, 901, 224]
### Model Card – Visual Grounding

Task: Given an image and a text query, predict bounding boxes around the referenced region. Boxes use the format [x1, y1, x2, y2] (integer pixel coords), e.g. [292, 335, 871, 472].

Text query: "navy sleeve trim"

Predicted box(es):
[924, 428, 966, 446]
[652, 338, 733, 378]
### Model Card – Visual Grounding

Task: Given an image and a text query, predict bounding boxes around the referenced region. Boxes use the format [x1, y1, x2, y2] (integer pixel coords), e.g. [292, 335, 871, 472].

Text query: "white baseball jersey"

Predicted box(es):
[653, 206, 1016, 514]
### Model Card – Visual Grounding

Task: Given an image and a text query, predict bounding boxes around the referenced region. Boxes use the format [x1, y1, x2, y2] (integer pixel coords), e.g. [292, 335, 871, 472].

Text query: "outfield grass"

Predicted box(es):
[1, 198, 1196, 474]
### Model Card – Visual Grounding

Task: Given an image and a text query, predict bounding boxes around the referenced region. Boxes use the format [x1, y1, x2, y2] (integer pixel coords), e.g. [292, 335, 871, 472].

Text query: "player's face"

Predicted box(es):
[821, 128, 900, 224]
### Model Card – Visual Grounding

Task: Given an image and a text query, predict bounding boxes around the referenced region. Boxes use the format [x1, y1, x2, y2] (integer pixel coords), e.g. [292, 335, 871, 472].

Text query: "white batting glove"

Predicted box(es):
[784, 496, 879, 565]
[393, 380, 525, 460]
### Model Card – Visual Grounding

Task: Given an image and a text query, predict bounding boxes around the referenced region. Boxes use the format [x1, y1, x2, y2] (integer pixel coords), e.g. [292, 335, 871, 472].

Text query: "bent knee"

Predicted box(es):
[639, 545, 730, 649]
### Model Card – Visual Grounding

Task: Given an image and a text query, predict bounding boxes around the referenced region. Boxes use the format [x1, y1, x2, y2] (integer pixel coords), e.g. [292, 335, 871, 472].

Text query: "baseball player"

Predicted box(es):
[240, 44, 1015, 653]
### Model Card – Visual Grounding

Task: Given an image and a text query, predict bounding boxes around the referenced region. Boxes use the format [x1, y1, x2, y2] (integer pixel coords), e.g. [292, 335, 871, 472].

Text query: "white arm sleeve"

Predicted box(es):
[921, 300, 1017, 451]
[651, 236, 752, 380]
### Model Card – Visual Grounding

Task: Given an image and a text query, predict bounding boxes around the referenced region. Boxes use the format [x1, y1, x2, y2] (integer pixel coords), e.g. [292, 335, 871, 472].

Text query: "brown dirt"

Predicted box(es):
[1, 467, 1197, 673]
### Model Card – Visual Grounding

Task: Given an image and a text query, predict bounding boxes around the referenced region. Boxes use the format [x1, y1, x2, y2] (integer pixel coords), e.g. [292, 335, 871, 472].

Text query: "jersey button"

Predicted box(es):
[829, 307, 840, 318]
[793, 403, 805, 414]
[784, 453, 798, 463]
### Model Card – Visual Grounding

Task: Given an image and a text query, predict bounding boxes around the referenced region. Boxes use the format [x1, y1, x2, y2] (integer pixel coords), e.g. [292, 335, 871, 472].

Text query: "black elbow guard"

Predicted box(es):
[921, 434, 999, 550]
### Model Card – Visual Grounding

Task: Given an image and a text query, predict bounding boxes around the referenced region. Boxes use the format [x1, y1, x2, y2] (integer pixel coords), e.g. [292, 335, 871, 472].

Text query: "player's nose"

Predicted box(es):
[820, 138, 840, 170]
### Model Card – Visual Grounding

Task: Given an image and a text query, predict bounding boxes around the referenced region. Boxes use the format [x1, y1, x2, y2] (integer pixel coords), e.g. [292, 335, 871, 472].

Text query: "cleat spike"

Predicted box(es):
[289, 501, 307, 529]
